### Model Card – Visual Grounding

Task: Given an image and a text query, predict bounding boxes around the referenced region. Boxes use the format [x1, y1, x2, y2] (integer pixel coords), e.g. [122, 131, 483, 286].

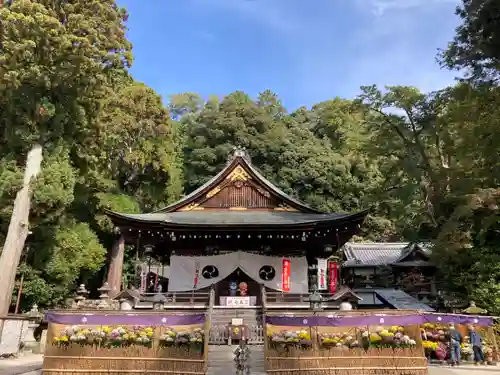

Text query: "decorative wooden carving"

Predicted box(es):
[206, 186, 222, 199]
[255, 186, 270, 198]
[226, 166, 250, 182]
[202, 182, 277, 209]
[177, 165, 303, 211]
[178, 202, 204, 211]
[274, 203, 298, 212]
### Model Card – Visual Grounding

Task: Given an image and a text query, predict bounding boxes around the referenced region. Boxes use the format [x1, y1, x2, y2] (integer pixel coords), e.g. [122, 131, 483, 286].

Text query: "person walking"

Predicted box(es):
[448, 324, 462, 366]
[469, 325, 486, 365]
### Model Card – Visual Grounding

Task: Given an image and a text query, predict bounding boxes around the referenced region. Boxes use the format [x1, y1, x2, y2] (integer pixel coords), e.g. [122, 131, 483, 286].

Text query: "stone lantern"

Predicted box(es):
[339, 301, 353, 311]
[24, 304, 43, 353]
[74, 284, 89, 307]
[153, 293, 166, 310]
[97, 282, 111, 309]
[309, 290, 323, 311]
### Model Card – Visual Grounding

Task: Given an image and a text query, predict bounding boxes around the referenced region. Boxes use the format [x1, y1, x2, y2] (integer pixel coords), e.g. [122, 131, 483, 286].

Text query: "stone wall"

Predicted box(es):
[0, 317, 30, 355]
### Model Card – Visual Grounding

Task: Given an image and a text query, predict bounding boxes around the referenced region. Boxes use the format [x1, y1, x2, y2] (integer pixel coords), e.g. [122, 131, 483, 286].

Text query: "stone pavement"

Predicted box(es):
[0, 355, 499, 375]
[429, 364, 500, 374]
[0, 354, 43, 375]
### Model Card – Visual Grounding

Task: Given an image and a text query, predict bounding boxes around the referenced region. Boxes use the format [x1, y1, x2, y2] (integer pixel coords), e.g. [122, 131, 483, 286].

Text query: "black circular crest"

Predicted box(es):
[259, 265, 276, 281]
[202, 265, 219, 279]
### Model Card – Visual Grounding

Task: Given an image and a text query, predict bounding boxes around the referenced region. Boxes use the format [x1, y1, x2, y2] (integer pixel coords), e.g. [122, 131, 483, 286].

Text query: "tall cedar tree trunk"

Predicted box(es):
[0, 145, 42, 332]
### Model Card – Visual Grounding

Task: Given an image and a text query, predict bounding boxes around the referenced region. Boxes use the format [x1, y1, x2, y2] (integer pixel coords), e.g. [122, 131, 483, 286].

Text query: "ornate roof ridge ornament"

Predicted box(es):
[231, 146, 251, 163]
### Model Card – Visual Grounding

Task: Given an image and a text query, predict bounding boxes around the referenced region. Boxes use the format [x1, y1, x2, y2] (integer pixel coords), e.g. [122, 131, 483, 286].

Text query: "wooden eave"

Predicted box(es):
[105, 209, 370, 231]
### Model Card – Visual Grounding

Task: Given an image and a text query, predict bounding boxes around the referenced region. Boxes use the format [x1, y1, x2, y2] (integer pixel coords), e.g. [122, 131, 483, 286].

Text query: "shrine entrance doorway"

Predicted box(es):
[214, 268, 263, 307]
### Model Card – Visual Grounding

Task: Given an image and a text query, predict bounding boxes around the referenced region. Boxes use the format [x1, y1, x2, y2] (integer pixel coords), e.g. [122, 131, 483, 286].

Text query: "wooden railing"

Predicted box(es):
[209, 324, 229, 344]
[140, 291, 211, 305]
[247, 324, 264, 344]
[264, 291, 332, 304]
[208, 324, 264, 345]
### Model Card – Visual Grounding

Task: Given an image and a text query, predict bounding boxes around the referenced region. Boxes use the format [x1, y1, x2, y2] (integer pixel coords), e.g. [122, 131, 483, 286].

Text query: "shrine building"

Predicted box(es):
[104, 148, 370, 308]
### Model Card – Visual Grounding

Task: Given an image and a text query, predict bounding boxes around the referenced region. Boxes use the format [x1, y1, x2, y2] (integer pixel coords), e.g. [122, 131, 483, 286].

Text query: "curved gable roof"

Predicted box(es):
[104, 148, 370, 229]
[154, 148, 321, 214]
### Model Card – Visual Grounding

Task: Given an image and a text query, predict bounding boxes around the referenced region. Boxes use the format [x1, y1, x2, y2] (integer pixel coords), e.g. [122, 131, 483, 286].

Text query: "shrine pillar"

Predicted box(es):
[107, 234, 125, 296]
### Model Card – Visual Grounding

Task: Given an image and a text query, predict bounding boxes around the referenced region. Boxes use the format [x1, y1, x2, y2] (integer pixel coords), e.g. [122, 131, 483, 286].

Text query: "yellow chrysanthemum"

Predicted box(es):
[369, 333, 381, 342]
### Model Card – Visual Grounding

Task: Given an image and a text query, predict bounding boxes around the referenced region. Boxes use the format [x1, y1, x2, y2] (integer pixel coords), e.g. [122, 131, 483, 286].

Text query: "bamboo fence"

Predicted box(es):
[265, 324, 427, 375]
[266, 347, 427, 375]
[43, 324, 206, 375]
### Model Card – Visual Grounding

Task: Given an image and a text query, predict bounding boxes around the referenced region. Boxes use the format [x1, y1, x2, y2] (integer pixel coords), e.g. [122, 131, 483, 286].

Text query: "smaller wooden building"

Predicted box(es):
[341, 242, 437, 309]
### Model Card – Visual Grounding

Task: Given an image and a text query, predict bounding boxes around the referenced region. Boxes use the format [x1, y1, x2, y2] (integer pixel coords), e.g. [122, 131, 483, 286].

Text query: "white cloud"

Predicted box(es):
[357, 0, 458, 16]
[188, 0, 462, 105]
[295, 0, 461, 101]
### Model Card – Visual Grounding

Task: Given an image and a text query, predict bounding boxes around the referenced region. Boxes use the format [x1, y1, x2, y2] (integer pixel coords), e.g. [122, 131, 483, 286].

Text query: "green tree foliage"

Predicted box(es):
[434, 189, 500, 314]
[180, 91, 395, 241]
[442, 0, 500, 82]
[0, 0, 181, 311]
[0, 0, 132, 154]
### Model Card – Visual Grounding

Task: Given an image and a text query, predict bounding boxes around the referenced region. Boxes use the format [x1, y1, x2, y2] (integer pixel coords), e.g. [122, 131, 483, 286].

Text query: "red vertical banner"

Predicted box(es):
[328, 261, 338, 294]
[282, 258, 291, 292]
[154, 267, 159, 290]
[193, 261, 200, 288]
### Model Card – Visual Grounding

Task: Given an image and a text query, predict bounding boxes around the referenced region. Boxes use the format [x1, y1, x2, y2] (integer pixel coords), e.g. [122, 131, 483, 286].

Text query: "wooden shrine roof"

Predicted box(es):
[342, 242, 432, 267]
[105, 147, 369, 230]
[105, 210, 368, 229]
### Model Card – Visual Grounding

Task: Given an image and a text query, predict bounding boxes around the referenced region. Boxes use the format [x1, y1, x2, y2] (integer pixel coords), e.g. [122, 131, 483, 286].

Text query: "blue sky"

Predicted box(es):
[116, 0, 461, 110]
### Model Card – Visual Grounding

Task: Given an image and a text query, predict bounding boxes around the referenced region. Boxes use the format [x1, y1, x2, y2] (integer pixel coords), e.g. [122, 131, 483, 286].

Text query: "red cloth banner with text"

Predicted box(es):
[194, 261, 200, 288]
[328, 261, 338, 294]
[282, 258, 291, 292]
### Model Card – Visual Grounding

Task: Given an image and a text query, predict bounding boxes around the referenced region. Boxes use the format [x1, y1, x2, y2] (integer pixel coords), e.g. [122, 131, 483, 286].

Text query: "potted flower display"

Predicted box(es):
[483, 341, 494, 364]
[420, 323, 448, 361]
[360, 326, 416, 349]
[319, 332, 359, 349]
[423, 340, 438, 359]
[53, 325, 154, 348]
[159, 327, 204, 351]
[460, 341, 473, 362]
[268, 330, 312, 349]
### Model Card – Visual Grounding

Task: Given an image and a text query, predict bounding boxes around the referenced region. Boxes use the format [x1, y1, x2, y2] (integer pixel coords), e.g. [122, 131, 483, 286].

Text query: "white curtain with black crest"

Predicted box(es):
[168, 251, 308, 293]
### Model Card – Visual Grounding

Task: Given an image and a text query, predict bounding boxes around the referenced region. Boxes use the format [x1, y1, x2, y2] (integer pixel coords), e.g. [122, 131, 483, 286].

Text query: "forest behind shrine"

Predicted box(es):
[1, 0, 500, 314]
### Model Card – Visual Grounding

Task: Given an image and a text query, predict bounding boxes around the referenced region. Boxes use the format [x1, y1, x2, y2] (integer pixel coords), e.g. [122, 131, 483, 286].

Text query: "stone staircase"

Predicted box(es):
[248, 344, 265, 375]
[207, 345, 265, 375]
[207, 345, 236, 375]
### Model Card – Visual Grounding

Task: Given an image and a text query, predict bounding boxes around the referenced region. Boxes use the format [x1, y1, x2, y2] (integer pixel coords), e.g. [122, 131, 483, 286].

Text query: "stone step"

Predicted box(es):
[207, 349, 265, 373]
[207, 344, 265, 374]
